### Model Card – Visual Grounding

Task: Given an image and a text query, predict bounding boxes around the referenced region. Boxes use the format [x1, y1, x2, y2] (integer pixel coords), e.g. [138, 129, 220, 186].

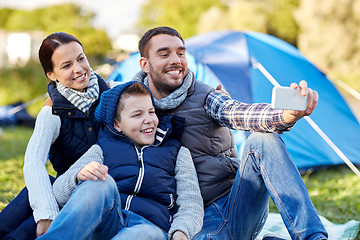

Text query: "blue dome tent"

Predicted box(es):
[106, 30, 360, 173]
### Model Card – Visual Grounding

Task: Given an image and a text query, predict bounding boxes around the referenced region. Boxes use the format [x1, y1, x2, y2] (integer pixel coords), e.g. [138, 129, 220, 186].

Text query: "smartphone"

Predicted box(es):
[271, 86, 308, 111]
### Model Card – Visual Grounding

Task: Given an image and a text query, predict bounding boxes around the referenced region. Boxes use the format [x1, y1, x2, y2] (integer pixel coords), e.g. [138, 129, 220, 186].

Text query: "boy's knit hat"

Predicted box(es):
[94, 81, 153, 126]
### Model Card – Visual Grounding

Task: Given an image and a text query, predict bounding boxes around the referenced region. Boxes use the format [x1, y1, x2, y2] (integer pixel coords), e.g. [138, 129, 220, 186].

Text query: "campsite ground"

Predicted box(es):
[0, 126, 359, 239]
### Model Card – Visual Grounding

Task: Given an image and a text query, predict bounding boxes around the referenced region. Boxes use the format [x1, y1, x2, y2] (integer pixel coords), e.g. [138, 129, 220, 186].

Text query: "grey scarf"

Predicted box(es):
[134, 70, 193, 110]
[56, 69, 99, 114]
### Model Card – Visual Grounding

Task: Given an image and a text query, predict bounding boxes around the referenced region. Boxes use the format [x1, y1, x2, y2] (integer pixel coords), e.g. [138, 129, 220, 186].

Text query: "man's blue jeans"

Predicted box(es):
[37, 176, 167, 240]
[193, 133, 328, 240]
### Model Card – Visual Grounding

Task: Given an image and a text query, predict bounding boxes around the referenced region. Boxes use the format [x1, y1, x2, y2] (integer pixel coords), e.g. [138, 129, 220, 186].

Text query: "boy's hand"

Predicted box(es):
[76, 162, 108, 182]
[171, 230, 188, 240]
[36, 219, 52, 237]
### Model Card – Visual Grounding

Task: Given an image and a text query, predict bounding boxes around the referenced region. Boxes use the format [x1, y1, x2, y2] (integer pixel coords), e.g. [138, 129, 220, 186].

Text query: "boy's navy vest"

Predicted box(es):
[48, 74, 109, 176]
[98, 115, 181, 231]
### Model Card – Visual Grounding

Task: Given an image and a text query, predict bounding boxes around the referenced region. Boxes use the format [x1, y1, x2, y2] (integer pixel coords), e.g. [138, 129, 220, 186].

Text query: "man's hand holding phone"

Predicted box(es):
[273, 80, 318, 124]
[272, 87, 307, 111]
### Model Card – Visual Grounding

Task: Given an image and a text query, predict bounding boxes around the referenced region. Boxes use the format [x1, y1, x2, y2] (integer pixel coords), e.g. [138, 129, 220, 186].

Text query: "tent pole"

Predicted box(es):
[332, 78, 360, 123]
[333, 78, 360, 101]
[6, 93, 48, 116]
[252, 59, 360, 179]
[303, 116, 360, 178]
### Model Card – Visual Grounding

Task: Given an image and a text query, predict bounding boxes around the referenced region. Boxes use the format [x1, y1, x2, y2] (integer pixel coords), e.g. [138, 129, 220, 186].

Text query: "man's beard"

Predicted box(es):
[148, 64, 183, 96]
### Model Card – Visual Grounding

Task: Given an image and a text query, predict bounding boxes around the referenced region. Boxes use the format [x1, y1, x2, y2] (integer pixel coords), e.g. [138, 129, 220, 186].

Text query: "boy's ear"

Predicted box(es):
[140, 57, 149, 73]
[114, 119, 122, 132]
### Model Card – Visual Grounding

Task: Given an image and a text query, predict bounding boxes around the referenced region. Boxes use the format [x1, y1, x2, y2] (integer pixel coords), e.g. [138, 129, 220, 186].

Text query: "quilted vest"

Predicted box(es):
[157, 78, 238, 206]
[98, 115, 180, 231]
[48, 74, 109, 176]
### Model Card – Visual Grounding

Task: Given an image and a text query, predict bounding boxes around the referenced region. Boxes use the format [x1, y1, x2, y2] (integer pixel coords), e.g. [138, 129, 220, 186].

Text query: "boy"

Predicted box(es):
[38, 81, 203, 240]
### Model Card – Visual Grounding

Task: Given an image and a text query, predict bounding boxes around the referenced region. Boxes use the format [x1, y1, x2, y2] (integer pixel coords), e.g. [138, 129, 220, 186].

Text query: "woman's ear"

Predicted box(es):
[114, 119, 122, 132]
[46, 72, 56, 82]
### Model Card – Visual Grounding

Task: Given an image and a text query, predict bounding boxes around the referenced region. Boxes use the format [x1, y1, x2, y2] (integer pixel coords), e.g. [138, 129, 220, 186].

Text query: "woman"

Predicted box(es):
[0, 32, 109, 239]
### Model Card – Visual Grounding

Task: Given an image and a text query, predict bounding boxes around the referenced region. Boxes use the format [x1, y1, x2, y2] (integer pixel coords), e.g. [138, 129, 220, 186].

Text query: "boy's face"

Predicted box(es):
[114, 94, 159, 147]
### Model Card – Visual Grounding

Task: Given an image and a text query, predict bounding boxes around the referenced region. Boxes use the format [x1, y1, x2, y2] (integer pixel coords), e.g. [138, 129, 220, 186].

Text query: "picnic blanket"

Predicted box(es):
[256, 213, 360, 240]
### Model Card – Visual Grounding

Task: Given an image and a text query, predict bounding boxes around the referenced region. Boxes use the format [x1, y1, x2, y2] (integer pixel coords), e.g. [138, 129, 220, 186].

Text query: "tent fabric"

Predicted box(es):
[106, 30, 360, 170]
[0, 102, 35, 127]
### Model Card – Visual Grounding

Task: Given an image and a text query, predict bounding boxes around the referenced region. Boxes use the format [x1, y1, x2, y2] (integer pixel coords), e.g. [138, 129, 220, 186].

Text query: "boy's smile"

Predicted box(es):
[114, 94, 159, 147]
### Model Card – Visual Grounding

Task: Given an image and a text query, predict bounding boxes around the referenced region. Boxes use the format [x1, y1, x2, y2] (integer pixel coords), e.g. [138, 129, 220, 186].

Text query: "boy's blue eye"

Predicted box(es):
[63, 64, 71, 69]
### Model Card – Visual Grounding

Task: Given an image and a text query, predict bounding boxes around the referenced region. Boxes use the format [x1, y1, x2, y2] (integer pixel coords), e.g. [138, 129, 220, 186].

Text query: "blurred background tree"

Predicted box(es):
[137, 0, 223, 39]
[295, 0, 360, 91]
[196, 0, 299, 46]
[138, 0, 299, 46]
[0, 3, 111, 57]
[0, 3, 111, 115]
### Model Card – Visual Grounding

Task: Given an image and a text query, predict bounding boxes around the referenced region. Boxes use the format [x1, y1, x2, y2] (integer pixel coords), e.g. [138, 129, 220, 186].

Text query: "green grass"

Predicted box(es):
[269, 167, 360, 239]
[0, 126, 359, 239]
[0, 126, 55, 209]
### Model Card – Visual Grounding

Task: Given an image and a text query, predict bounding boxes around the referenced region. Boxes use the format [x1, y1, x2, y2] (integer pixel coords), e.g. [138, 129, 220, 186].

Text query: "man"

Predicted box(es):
[133, 26, 328, 240]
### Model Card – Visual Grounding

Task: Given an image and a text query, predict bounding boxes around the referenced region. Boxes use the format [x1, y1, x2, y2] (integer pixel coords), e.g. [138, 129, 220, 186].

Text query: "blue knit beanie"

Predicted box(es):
[94, 81, 154, 126]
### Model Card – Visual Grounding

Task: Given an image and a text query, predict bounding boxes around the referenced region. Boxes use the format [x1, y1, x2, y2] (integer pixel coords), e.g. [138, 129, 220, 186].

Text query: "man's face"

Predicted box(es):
[140, 34, 188, 99]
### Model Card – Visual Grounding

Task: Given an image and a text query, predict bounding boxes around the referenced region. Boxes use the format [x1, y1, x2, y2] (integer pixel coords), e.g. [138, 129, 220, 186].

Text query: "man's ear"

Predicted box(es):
[46, 72, 56, 82]
[140, 57, 149, 73]
[114, 119, 122, 132]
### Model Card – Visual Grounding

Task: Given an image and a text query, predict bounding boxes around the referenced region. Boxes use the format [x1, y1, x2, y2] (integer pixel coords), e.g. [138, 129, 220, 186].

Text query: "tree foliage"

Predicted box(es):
[265, 0, 299, 46]
[137, 0, 223, 39]
[0, 3, 112, 107]
[0, 4, 111, 57]
[197, 1, 268, 35]
[0, 61, 47, 111]
[138, 0, 299, 45]
[198, 0, 299, 46]
[295, 0, 360, 90]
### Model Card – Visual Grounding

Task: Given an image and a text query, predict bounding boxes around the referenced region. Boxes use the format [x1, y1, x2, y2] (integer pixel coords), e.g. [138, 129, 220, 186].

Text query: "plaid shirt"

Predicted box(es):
[205, 91, 294, 133]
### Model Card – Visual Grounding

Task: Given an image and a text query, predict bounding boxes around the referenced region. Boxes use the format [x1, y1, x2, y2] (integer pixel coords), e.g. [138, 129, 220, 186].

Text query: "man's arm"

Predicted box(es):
[206, 81, 318, 133]
[169, 146, 204, 240]
[205, 91, 294, 133]
[52, 144, 105, 207]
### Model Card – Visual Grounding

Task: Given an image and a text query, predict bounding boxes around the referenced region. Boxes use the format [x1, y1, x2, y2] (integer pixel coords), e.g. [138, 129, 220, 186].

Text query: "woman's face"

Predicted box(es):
[46, 41, 91, 92]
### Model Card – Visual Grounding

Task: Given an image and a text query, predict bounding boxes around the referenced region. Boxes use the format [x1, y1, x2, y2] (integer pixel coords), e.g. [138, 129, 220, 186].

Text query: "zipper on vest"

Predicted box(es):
[124, 146, 147, 210]
[167, 193, 175, 209]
